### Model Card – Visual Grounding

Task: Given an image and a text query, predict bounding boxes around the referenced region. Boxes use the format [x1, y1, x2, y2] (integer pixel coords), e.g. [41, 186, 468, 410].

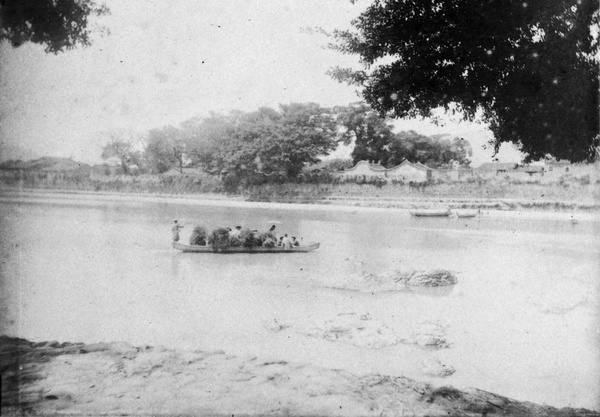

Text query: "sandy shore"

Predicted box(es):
[2, 336, 598, 417]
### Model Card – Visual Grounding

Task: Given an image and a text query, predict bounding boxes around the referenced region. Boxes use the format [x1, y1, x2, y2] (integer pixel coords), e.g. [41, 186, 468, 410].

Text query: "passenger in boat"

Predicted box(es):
[277, 236, 284, 246]
[267, 225, 277, 239]
[230, 226, 242, 238]
[172, 220, 184, 242]
[291, 236, 300, 247]
[282, 234, 292, 250]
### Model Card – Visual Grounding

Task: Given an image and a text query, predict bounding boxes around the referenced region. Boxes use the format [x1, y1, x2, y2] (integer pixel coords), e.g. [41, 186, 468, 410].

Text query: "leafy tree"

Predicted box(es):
[334, 103, 395, 165]
[248, 103, 340, 178]
[181, 112, 243, 177]
[0, 0, 109, 53]
[386, 131, 471, 168]
[330, 0, 599, 162]
[182, 103, 341, 181]
[101, 132, 140, 174]
[145, 125, 187, 174]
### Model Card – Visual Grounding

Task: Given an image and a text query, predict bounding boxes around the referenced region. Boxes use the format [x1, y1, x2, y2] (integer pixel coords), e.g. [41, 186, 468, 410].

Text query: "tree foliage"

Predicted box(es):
[181, 103, 341, 182]
[330, 0, 599, 162]
[101, 132, 140, 174]
[334, 102, 395, 164]
[386, 132, 471, 168]
[138, 102, 471, 178]
[145, 125, 186, 174]
[0, 0, 109, 53]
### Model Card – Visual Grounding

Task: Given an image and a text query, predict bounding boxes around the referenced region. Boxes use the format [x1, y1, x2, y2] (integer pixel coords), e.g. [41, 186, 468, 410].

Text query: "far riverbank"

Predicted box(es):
[1, 187, 599, 222]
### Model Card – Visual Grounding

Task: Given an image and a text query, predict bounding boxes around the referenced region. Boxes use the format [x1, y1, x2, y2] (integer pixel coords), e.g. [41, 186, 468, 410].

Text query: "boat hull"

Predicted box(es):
[410, 210, 450, 217]
[173, 241, 320, 253]
[454, 210, 478, 218]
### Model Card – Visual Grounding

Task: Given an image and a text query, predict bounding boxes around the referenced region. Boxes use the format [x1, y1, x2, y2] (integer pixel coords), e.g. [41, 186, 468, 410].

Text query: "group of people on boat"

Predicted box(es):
[264, 224, 301, 248]
[172, 220, 301, 248]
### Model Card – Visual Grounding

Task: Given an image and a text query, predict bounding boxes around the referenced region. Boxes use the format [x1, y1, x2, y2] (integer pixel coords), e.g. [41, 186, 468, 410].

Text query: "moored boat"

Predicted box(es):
[409, 209, 451, 217]
[453, 209, 478, 218]
[173, 241, 320, 253]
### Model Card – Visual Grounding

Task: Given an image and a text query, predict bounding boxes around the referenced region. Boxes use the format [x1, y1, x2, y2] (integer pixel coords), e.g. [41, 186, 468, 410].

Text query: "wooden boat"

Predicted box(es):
[173, 241, 320, 253]
[454, 209, 478, 218]
[409, 209, 451, 217]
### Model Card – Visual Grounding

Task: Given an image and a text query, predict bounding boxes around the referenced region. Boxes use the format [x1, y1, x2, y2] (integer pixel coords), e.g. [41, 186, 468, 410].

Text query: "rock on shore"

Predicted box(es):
[1, 336, 598, 416]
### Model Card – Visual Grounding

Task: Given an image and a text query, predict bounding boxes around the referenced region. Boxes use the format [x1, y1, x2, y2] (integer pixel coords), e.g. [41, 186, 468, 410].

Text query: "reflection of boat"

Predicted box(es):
[410, 209, 450, 217]
[173, 241, 320, 253]
[454, 210, 478, 218]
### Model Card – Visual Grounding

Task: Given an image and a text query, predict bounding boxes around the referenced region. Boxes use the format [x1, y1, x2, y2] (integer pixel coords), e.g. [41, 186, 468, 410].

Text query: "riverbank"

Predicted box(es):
[1, 187, 599, 222]
[1, 169, 599, 212]
[2, 336, 598, 416]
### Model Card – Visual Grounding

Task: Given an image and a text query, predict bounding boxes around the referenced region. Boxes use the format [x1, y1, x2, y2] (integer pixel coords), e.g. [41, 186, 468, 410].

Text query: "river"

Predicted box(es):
[1, 192, 599, 410]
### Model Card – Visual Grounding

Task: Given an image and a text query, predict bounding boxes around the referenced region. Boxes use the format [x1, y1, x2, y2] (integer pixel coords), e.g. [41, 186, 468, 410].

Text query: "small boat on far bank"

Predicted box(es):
[173, 241, 320, 253]
[410, 209, 451, 217]
[453, 209, 479, 218]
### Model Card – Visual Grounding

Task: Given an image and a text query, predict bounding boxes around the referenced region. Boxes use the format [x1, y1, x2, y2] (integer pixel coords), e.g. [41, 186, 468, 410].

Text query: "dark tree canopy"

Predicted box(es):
[330, 0, 599, 162]
[177, 103, 341, 181]
[386, 132, 471, 168]
[335, 102, 395, 164]
[0, 0, 109, 53]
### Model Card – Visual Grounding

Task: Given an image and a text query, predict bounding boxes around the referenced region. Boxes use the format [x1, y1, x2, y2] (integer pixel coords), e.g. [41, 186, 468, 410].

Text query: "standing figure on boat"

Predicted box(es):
[172, 220, 184, 242]
[267, 224, 277, 239]
[282, 234, 292, 250]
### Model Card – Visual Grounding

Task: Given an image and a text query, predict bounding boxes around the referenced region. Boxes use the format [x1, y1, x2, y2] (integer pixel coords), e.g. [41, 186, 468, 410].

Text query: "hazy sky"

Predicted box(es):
[0, 0, 522, 164]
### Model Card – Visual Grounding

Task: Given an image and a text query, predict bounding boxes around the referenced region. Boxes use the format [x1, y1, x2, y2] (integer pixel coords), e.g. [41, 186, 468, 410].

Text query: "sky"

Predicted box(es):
[0, 0, 523, 166]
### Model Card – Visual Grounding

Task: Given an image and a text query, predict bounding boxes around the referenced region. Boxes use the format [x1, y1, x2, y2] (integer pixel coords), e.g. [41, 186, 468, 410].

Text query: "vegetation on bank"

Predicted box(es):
[1, 167, 598, 210]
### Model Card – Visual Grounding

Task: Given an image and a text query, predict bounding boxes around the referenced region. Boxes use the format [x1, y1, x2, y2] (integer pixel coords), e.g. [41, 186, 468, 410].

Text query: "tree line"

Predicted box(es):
[3, 1, 596, 163]
[101, 103, 471, 184]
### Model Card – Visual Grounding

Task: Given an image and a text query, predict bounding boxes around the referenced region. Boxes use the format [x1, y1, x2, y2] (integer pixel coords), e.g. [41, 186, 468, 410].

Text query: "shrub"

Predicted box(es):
[254, 232, 267, 247]
[209, 228, 230, 251]
[239, 228, 256, 248]
[262, 237, 276, 248]
[189, 225, 207, 246]
[229, 236, 242, 247]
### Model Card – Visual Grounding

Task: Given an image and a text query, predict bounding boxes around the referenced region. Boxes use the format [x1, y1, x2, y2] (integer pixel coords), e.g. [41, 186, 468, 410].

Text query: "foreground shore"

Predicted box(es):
[2, 336, 598, 416]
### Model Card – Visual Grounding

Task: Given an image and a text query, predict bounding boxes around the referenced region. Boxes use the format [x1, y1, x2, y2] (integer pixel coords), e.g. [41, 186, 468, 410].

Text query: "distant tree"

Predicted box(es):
[182, 104, 341, 182]
[330, 0, 599, 162]
[145, 125, 186, 174]
[101, 132, 140, 174]
[386, 131, 471, 168]
[181, 113, 240, 177]
[247, 103, 340, 178]
[315, 157, 354, 172]
[0, 0, 109, 54]
[334, 103, 395, 165]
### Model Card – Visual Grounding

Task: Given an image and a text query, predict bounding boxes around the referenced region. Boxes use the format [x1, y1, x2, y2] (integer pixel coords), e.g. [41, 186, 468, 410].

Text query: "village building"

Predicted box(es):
[385, 160, 431, 182]
[336, 160, 387, 181]
[336, 160, 433, 183]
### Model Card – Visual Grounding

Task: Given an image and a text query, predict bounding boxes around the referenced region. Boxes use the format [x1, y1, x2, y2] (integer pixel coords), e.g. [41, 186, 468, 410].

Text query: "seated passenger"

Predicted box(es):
[291, 236, 300, 246]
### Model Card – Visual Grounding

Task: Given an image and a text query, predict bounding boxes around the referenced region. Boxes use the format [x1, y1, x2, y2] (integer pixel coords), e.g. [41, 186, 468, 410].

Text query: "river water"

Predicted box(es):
[1, 192, 599, 410]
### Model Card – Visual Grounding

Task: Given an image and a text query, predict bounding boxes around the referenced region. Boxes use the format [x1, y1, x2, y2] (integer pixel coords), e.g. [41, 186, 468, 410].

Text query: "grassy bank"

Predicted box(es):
[1, 170, 599, 211]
